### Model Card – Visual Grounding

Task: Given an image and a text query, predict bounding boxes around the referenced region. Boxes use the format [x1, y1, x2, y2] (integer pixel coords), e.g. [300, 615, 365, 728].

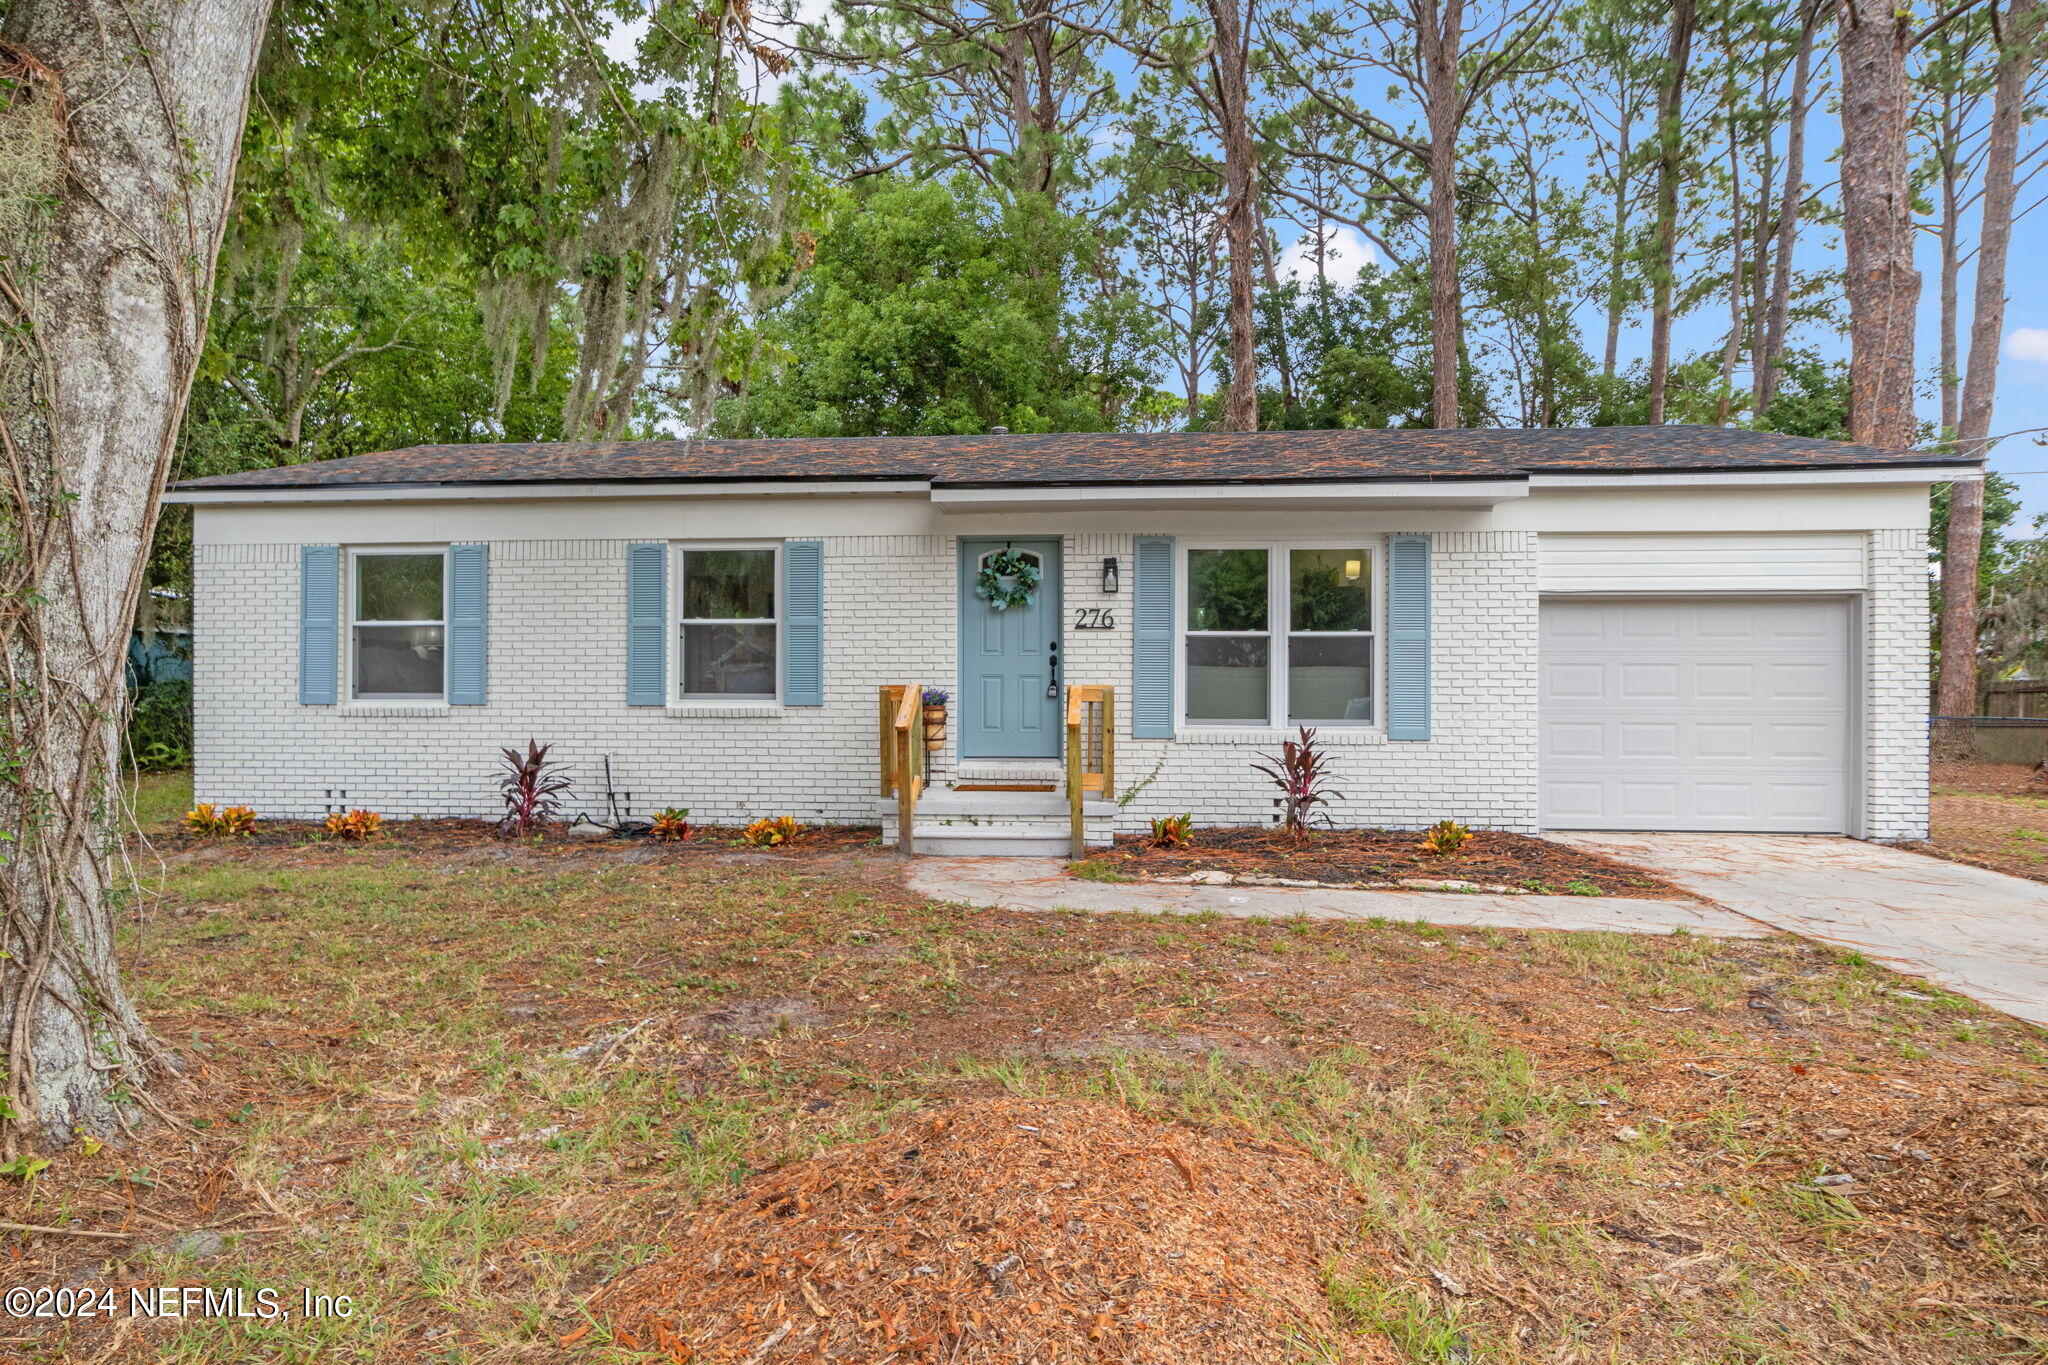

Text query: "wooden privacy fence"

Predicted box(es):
[1986, 682, 2048, 721]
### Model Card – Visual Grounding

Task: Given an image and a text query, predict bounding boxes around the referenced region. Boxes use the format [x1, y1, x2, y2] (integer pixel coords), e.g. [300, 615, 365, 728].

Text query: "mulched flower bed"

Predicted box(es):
[147, 817, 883, 857]
[1085, 826, 1692, 899]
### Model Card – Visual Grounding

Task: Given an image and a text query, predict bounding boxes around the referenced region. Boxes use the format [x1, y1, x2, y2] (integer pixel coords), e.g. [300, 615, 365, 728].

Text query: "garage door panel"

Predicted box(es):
[1544, 721, 1606, 758]
[1694, 722, 1754, 759]
[1693, 783, 1756, 819]
[1540, 598, 1851, 833]
[1619, 663, 1681, 700]
[1693, 662, 1757, 702]
[1617, 781, 1681, 818]
[1542, 781, 1607, 820]
[1617, 722, 1680, 759]
[1768, 662, 1835, 701]
[1619, 606, 1683, 639]
[1544, 662, 1606, 699]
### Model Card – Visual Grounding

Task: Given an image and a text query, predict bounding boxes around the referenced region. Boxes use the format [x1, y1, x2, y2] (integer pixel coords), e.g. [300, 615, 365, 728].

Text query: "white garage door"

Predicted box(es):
[1539, 598, 1853, 833]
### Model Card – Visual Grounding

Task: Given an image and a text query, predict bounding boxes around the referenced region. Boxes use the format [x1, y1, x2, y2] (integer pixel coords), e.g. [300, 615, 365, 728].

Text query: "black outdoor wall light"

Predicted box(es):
[1101, 557, 1120, 594]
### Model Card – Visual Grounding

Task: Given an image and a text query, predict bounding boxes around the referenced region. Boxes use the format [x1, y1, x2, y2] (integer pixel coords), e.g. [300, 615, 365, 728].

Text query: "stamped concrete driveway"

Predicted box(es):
[1556, 833, 2048, 1026]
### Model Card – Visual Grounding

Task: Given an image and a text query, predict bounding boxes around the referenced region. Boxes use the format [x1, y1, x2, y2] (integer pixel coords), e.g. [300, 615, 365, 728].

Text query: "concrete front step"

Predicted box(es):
[898, 827, 1079, 857]
[875, 793, 1118, 855]
[952, 759, 1066, 787]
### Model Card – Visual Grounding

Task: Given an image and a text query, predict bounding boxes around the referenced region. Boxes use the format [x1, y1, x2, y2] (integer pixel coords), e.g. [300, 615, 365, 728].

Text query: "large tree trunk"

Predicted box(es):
[1938, 0, 2041, 718]
[0, 0, 271, 1145]
[1835, 0, 1921, 450]
[1647, 0, 1696, 424]
[1422, 0, 1465, 428]
[1209, 0, 1260, 432]
[1758, 0, 1818, 415]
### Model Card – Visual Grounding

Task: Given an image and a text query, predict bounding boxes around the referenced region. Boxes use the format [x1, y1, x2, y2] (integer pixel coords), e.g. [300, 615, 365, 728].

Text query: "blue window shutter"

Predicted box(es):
[626, 542, 668, 706]
[447, 544, 488, 705]
[1386, 533, 1432, 740]
[298, 545, 340, 705]
[782, 540, 824, 706]
[1132, 536, 1175, 739]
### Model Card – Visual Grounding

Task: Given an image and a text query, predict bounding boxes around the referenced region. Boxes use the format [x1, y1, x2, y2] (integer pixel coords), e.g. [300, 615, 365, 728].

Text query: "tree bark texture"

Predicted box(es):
[1647, 0, 1695, 424]
[0, 0, 271, 1144]
[1208, 0, 1260, 432]
[1834, 0, 1921, 450]
[1937, 0, 2041, 718]
[1421, 0, 1465, 427]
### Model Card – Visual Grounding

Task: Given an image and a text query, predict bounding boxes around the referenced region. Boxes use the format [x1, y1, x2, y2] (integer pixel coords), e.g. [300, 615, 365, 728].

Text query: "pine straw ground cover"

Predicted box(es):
[0, 839, 2041, 1364]
[1923, 762, 2048, 885]
[1081, 827, 1690, 899]
[593, 1098, 1394, 1363]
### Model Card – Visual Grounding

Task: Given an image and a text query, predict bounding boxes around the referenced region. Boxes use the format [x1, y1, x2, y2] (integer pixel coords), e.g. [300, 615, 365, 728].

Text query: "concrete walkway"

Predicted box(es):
[1556, 833, 2048, 1026]
[908, 836, 2048, 1026]
[905, 857, 1764, 938]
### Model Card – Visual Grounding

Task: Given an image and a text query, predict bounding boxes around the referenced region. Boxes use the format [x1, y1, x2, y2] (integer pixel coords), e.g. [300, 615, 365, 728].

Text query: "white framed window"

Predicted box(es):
[348, 546, 448, 701]
[1181, 542, 1379, 727]
[675, 543, 780, 701]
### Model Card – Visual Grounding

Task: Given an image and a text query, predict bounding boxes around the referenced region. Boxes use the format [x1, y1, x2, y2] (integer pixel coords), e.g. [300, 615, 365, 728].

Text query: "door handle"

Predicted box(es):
[1047, 641, 1059, 698]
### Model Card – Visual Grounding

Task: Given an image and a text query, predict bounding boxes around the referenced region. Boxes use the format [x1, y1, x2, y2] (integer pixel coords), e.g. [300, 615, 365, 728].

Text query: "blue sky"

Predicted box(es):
[1275, 124, 2047, 526]
[612, 3, 2046, 520]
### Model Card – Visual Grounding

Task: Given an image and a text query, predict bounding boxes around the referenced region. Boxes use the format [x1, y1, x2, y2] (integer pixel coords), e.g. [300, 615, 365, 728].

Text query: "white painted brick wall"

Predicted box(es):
[1864, 528, 1930, 841]
[195, 537, 951, 824]
[194, 526, 1919, 838]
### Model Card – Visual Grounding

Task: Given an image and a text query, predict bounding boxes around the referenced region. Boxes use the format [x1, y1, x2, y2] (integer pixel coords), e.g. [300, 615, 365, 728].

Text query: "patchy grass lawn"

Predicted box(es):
[1926, 761, 2048, 884]
[3, 837, 2045, 1364]
[125, 767, 193, 832]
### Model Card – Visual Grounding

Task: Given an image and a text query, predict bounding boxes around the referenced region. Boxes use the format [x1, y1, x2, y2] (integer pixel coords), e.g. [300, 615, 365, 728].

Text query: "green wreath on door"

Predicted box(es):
[975, 549, 1042, 612]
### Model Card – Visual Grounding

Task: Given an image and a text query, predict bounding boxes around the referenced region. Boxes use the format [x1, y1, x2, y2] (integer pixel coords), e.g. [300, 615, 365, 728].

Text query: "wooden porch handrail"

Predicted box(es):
[879, 684, 926, 853]
[1066, 685, 1114, 859]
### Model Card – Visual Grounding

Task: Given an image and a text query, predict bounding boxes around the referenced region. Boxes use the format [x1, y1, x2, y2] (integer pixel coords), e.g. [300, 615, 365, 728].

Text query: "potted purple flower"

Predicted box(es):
[921, 687, 949, 752]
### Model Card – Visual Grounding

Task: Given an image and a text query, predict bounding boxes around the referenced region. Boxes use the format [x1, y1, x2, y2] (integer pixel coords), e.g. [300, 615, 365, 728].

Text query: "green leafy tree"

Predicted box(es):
[715, 177, 1138, 435]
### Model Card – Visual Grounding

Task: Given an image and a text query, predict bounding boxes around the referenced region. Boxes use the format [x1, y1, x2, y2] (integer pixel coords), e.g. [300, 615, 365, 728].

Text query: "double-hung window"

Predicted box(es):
[350, 548, 447, 700]
[677, 545, 779, 700]
[1184, 544, 1377, 726]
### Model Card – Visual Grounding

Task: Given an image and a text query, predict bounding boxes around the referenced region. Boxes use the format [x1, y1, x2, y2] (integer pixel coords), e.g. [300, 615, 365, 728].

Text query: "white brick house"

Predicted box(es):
[167, 428, 1972, 845]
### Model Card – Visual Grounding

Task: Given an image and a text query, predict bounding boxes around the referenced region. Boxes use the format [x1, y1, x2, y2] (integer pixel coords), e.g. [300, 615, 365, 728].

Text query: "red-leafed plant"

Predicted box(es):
[499, 740, 572, 838]
[1251, 727, 1344, 841]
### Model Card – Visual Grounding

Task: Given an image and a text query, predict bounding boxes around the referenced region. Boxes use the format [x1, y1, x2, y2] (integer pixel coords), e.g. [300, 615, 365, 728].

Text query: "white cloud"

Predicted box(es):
[2006, 327, 2048, 364]
[1275, 224, 1379, 287]
[602, 0, 832, 103]
[600, 12, 650, 65]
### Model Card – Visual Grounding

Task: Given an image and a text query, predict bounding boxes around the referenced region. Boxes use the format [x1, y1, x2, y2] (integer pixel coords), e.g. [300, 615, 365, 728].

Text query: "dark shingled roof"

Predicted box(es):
[172, 426, 1972, 492]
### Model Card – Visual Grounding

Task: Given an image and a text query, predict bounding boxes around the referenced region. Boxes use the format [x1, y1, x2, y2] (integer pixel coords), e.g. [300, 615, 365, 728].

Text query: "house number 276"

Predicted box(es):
[1073, 607, 1117, 630]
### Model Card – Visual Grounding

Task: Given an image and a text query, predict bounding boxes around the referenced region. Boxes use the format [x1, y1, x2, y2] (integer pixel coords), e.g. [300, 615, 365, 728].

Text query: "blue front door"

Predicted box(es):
[959, 539, 1063, 758]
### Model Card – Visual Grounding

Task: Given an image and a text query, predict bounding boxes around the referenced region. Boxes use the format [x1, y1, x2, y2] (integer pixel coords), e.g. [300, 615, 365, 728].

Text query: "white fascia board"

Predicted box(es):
[1527, 465, 1973, 490]
[163, 479, 933, 506]
[928, 480, 1530, 512]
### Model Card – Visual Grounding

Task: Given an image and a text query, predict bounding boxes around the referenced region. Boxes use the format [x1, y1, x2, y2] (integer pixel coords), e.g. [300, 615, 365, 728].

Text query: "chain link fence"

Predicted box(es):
[1930, 716, 2048, 767]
